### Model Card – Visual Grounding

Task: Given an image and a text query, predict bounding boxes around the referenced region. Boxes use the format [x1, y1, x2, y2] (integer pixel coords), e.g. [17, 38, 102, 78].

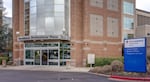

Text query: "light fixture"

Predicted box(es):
[16, 31, 20, 35]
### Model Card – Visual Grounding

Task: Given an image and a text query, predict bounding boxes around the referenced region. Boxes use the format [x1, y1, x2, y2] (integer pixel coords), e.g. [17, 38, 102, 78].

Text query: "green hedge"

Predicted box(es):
[94, 57, 124, 66]
[0, 57, 9, 65]
[90, 57, 123, 67]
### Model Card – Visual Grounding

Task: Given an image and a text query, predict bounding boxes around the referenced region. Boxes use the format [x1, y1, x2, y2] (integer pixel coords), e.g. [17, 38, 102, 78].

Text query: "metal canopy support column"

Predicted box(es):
[58, 42, 60, 67]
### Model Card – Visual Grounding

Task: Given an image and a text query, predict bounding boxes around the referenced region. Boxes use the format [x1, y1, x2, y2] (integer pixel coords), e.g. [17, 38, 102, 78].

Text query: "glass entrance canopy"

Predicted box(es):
[25, 0, 69, 36]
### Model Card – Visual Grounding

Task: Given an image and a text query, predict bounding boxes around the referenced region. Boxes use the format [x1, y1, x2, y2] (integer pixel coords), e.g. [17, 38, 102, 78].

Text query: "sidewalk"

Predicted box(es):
[0, 65, 90, 72]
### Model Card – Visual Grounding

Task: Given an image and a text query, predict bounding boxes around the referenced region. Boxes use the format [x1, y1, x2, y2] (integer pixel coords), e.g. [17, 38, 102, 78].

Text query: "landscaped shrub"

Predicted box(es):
[0, 57, 9, 65]
[147, 64, 150, 74]
[147, 56, 150, 64]
[89, 67, 102, 73]
[101, 65, 112, 73]
[111, 60, 123, 72]
[93, 57, 123, 67]
[89, 65, 112, 74]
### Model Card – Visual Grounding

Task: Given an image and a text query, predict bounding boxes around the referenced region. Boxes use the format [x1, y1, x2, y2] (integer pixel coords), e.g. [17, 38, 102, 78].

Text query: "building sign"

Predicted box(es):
[87, 54, 95, 64]
[124, 38, 147, 73]
[18, 35, 70, 41]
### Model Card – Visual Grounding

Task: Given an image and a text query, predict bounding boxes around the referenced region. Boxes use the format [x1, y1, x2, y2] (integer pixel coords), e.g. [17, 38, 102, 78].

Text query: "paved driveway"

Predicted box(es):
[0, 70, 120, 82]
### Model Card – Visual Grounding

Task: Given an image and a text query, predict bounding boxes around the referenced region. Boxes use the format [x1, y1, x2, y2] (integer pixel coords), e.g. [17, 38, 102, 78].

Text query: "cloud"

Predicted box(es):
[136, 0, 150, 12]
[3, 0, 12, 17]
[3, 0, 150, 17]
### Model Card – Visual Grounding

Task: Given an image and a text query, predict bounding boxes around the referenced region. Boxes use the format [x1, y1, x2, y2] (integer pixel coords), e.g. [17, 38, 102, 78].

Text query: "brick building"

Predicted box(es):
[13, 0, 123, 67]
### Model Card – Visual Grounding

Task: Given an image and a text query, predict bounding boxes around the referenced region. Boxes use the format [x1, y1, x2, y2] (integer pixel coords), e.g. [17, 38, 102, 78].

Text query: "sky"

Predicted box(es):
[3, 0, 150, 17]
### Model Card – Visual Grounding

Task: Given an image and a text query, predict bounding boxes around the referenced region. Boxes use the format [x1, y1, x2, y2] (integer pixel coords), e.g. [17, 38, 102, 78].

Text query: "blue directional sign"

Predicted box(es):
[124, 38, 147, 73]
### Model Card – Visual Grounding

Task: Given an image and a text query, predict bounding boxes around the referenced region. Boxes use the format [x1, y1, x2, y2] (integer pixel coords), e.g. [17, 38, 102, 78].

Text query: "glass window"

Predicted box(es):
[37, 0, 44, 6]
[49, 62, 58, 65]
[55, 0, 64, 4]
[107, 17, 119, 37]
[55, 5, 64, 12]
[30, 6, 37, 14]
[55, 16, 64, 35]
[55, 12, 64, 17]
[25, 43, 33, 47]
[45, 17, 55, 34]
[33, 43, 42, 47]
[90, 0, 103, 8]
[124, 33, 134, 40]
[128, 34, 134, 39]
[26, 0, 68, 36]
[49, 50, 58, 59]
[25, 62, 34, 65]
[45, 0, 54, 5]
[25, 50, 34, 59]
[63, 50, 70, 59]
[123, 17, 134, 30]
[123, 1, 134, 15]
[30, 14, 36, 30]
[60, 43, 70, 60]
[30, 0, 36, 7]
[45, 5, 54, 13]
[42, 43, 48, 47]
[107, 0, 118, 11]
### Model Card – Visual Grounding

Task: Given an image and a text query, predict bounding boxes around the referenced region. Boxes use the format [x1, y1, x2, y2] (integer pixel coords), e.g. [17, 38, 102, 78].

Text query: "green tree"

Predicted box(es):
[0, 24, 12, 54]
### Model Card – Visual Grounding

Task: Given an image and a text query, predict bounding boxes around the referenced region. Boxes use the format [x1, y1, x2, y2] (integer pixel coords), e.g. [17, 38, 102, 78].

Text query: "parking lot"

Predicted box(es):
[0, 70, 119, 82]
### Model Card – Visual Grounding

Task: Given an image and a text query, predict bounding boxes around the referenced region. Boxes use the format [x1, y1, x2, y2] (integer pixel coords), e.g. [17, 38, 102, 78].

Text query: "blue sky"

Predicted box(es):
[3, 0, 150, 17]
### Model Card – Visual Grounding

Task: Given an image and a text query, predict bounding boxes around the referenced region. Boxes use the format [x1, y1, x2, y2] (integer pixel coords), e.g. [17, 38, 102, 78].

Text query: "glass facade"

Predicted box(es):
[123, 17, 134, 30]
[124, 33, 134, 40]
[24, 42, 70, 66]
[25, 0, 69, 36]
[123, 1, 134, 15]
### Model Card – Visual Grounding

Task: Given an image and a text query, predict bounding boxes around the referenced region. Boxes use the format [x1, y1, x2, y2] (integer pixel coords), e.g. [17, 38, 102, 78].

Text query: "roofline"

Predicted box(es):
[136, 9, 150, 14]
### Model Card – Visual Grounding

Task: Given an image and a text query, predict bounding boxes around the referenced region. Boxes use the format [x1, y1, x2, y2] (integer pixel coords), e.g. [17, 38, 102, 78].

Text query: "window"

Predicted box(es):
[60, 43, 70, 60]
[107, 0, 118, 11]
[137, 15, 150, 26]
[55, 0, 64, 4]
[124, 33, 134, 39]
[26, 0, 68, 36]
[25, 50, 34, 59]
[90, 0, 103, 8]
[55, 5, 64, 12]
[128, 34, 134, 39]
[123, 1, 134, 15]
[107, 17, 119, 37]
[123, 17, 134, 30]
[90, 14, 103, 36]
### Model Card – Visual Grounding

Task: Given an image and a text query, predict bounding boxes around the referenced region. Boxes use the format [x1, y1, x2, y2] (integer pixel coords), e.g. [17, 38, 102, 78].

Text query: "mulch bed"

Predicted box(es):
[110, 71, 150, 77]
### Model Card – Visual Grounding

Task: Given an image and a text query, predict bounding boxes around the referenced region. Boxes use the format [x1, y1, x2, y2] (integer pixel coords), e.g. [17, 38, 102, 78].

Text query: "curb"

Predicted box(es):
[111, 75, 150, 81]
[0, 67, 90, 73]
[88, 72, 150, 81]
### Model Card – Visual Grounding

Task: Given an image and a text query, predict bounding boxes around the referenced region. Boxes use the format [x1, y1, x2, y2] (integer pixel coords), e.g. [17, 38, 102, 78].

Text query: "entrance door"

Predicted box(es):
[42, 50, 48, 65]
[34, 50, 40, 65]
[49, 50, 59, 66]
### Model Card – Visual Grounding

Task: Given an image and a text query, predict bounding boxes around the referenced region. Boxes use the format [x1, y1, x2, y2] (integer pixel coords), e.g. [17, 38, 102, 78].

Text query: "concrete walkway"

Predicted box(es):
[0, 65, 90, 72]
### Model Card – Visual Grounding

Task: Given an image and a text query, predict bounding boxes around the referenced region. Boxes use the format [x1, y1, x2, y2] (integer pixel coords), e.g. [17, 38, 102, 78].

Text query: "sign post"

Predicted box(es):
[124, 38, 147, 73]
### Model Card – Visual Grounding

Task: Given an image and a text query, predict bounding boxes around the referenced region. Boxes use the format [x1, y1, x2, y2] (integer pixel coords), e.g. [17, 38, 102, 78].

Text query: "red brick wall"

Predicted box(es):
[71, 0, 122, 67]
[13, 0, 24, 64]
